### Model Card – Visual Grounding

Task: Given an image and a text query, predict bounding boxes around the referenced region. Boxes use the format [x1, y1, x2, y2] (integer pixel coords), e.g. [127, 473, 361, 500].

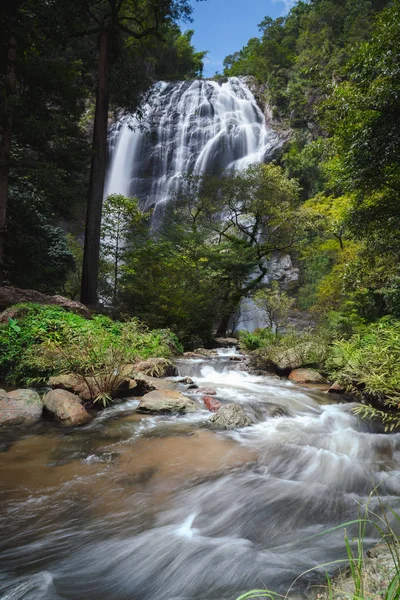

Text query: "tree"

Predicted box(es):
[0, 0, 18, 280]
[122, 163, 303, 340]
[174, 164, 302, 335]
[253, 281, 295, 333]
[78, 0, 196, 306]
[0, 0, 90, 287]
[99, 194, 149, 308]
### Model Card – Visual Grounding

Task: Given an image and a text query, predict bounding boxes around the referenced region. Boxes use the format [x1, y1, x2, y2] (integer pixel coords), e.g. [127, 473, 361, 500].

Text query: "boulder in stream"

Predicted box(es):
[43, 389, 92, 426]
[214, 337, 239, 347]
[195, 387, 217, 396]
[132, 358, 179, 378]
[178, 377, 194, 385]
[209, 403, 254, 429]
[0, 388, 42, 426]
[193, 348, 218, 357]
[137, 390, 198, 414]
[203, 396, 222, 412]
[48, 373, 137, 401]
[288, 369, 326, 384]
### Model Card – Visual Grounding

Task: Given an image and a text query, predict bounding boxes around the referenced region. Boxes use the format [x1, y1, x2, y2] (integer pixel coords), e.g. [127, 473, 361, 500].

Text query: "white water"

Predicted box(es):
[105, 77, 286, 211]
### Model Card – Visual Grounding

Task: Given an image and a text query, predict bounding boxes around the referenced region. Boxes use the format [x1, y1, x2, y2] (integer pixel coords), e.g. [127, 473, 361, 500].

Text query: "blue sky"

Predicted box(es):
[186, 0, 297, 77]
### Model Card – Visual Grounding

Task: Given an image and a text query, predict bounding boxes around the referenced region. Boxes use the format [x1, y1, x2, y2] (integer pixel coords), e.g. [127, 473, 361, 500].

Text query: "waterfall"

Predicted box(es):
[105, 77, 286, 211]
[105, 76, 296, 331]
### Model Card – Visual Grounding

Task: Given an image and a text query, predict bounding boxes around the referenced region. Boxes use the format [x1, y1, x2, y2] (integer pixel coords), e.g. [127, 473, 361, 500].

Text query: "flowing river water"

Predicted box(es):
[1, 348, 400, 599]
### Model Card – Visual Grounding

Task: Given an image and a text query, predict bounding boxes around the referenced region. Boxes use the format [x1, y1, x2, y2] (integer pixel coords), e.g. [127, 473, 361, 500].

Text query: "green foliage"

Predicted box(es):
[250, 328, 330, 372]
[223, 0, 387, 126]
[152, 28, 206, 80]
[4, 184, 75, 293]
[0, 303, 182, 384]
[253, 281, 295, 333]
[222, 0, 399, 336]
[326, 318, 400, 428]
[236, 591, 278, 600]
[267, 328, 330, 367]
[118, 164, 303, 344]
[99, 194, 150, 308]
[1, 0, 205, 291]
[238, 328, 275, 351]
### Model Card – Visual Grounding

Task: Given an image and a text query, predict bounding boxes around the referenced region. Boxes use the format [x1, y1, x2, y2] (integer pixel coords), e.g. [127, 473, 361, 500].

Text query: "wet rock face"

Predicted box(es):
[209, 403, 254, 429]
[42, 389, 92, 427]
[137, 390, 198, 414]
[0, 389, 42, 426]
[288, 369, 326, 384]
[0, 286, 91, 320]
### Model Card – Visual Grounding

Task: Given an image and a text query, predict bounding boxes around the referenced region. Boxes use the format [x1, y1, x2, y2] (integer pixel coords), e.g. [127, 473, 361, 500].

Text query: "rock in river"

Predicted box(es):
[203, 396, 222, 412]
[137, 390, 198, 414]
[0, 388, 42, 426]
[214, 337, 239, 347]
[132, 358, 178, 377]
[195, 388, 217, 396]
[43, 389, 92, 426]
[48, 372, 137, 401]
[209, 403, 254, 429]
[288, 368, 326, 384]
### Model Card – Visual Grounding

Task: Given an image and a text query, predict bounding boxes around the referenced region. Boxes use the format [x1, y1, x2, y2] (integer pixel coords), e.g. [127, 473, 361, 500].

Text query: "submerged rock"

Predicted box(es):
[193, 348, 218, 357]
[203, 396, 222, 412]
[178, 377, 194, 385]
[288, 368, 326, 384]
[0, 389, 42, 426]
[42, 389, 92, 426]
[195, 388, 217, 396]
[209, 403, 254, 429]
[137, 390, 198, 414]
[132, 358, 179, 378]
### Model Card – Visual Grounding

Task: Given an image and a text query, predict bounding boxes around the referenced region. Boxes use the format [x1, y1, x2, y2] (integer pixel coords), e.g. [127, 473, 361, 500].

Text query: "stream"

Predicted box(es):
[1, 348, 400, 599]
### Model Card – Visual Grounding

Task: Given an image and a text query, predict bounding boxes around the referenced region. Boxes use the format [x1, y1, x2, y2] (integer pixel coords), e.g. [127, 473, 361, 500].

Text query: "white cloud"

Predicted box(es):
[272, 0, 298, 15]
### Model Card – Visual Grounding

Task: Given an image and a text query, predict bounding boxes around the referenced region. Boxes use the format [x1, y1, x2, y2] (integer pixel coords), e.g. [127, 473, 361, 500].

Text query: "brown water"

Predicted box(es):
[1, 351, 400, 600]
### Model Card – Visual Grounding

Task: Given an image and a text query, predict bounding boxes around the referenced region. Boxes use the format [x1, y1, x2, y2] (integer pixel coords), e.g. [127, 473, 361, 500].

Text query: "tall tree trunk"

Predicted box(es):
[216, 312, 231, 338]
[81, 28, 111, 306]
[0, 32, 16, 283]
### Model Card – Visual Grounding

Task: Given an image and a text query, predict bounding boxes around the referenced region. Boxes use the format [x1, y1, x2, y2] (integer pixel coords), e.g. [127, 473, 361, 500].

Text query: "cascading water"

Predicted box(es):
[105, 77, 287, 213]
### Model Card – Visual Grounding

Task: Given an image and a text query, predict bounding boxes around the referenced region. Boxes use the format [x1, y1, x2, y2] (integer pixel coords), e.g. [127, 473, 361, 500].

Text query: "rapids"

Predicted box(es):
[1, 352, 400, 599]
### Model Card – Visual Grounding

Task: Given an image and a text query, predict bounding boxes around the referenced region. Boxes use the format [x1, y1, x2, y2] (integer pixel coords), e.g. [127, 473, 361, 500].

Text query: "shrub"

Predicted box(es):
[325, 317, 400, 429]
[251, 328, 330, 372]
[238, 328, 276, 351]
[0, 303, 183, 385]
